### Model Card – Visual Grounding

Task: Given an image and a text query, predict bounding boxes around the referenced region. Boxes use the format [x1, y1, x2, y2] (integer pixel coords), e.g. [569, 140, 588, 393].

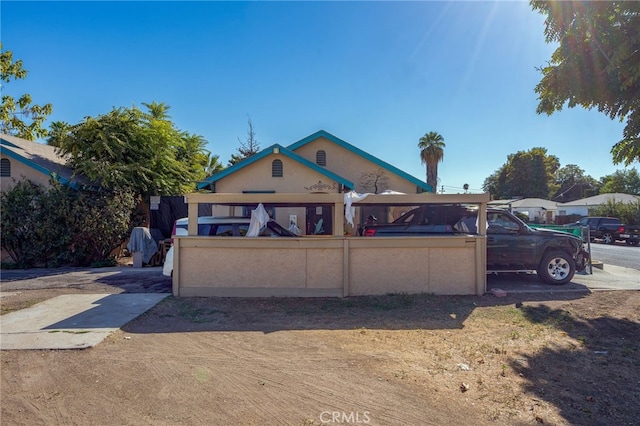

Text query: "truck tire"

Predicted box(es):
[537, 250, 575, 285]
[602, 232, 614, 244]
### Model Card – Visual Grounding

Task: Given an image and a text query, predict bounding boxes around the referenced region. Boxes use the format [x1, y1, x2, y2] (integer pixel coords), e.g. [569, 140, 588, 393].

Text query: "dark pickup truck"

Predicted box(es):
[571, 217, 640, 246]
[362, 205, 589, 285]
[620, 224, 640, 246]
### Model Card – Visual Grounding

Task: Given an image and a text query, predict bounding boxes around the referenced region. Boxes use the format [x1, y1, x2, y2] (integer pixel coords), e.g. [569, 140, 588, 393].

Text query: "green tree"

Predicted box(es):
[418, 131, 445, 192]
[552, 164, 599, 201]
[205, 152, 224, 177]
[142, 101, 171, 120]
[229, 116, 260, 166]
[483, 147, 559, 199]
[46, 121, 72, 147]
[0, 43, 53, 140]
[530, 1, 640, 165]
[590, 199, 640, 225]
[482, 167, 507, 199]
[49, 103, 209, 198]
[599, 168, 640, 195]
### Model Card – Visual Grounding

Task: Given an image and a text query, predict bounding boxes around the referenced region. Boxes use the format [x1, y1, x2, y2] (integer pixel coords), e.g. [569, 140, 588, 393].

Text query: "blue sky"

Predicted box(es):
[1, 1, 633, 193]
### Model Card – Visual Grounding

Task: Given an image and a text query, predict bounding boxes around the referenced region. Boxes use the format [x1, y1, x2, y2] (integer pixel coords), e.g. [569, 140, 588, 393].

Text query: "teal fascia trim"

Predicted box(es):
[288, 130, 433, 193]
[279, 145, 353, 188]
[0, 144, 74, 188]
[197, 143, 354, 190]
[197, 146, 274, 189]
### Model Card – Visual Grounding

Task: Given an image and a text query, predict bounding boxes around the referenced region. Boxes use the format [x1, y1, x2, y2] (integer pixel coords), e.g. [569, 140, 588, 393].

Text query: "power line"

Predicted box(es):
[440, 185, 485, 193]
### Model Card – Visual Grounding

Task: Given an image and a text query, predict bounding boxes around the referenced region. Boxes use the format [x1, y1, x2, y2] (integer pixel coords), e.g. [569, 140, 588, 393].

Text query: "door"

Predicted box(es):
[306, 206, 332, 235]
[486, 211, 536, 270]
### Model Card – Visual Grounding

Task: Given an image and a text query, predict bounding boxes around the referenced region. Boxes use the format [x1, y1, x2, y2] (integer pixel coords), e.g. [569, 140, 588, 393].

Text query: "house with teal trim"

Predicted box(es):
[197, 130, 431, 235]
[0, 134, 91, 192]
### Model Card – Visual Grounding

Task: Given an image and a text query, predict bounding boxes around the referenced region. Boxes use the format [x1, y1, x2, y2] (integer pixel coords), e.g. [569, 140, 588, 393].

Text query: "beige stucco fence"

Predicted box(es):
[172, 193, 489, 297]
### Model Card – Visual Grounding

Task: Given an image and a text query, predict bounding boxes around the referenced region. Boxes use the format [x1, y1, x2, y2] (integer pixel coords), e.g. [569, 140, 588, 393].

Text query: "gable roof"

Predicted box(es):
[558, 193, 639, 207]
[288, 130, 432, 192]
[0, 134, 92, 188]
[197, 143, 354, 190]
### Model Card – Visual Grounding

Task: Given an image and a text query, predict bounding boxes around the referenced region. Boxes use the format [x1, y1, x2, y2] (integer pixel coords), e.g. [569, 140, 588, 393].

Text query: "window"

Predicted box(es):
[316, 150, 326, 166]
[214, 225, 235, 236]
[272, 159, 283, 177]
[0, 158, 10, 177]
[487, 212, 520, 234]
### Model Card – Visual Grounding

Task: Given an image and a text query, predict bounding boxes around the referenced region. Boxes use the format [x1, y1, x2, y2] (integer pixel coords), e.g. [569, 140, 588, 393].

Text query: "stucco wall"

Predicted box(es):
[0, 155, 51, 192]
[173, 193, 490, 298]
[347, 237, 480, 296]
[215, 154, 340, 194]
[212, 137, 422, 196]
[174, 237, 345, 297]
[557, 206, 589, 217]
[173, 236, 484, 297]
[292, 137, 419, 193]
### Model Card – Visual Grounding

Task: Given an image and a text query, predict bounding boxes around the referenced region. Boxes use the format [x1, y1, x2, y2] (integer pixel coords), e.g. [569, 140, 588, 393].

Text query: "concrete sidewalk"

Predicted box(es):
[1, 293, 168, 350]
[487, 263, 640, 294]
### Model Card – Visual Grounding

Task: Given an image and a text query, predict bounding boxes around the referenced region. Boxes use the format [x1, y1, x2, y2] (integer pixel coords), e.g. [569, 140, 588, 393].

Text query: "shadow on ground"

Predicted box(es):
[0, 267, 82, 281]
[0, 266, 171, 294]
[123, 291, 591, 334]
[511, 304, 640, 425]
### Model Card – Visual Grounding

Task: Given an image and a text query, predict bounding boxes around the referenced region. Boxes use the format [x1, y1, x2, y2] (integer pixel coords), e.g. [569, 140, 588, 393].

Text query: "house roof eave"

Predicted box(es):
[288, 130, 432, 193]
[197, 143, 354, 191]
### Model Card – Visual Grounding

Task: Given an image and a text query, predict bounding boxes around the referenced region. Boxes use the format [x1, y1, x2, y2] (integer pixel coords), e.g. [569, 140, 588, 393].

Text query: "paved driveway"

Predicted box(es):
[1, 266, 170, 350]
[1, 293, 169, 350]
[487, 264, 640, 294]
[0, 266, 171, 293]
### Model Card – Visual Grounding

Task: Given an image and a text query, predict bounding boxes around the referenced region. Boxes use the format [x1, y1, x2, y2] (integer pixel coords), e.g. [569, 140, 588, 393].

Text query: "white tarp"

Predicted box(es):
[344, 191, 369, 227]
[246, 203, 270, 237]
[343, 190, 406, 227]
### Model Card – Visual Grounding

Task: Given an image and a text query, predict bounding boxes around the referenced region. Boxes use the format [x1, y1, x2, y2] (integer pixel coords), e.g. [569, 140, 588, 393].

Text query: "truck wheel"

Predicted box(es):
[602, 232, 614, 244]
[627, 239, 640, 247]
[537, 250, 575, 285]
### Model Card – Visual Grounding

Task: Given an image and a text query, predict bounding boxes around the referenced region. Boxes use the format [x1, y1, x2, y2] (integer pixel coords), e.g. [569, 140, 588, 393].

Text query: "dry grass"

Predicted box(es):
[127, 290, 640, 425]
[2, 290, 639, 425]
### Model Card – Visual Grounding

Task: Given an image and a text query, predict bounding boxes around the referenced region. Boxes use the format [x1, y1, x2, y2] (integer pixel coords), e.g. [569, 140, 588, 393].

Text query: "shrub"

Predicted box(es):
[66, 187, 137, 265]
[1, 178, 137, 267]
[590, 199, 640, 225]
[1, 180, 50, 267]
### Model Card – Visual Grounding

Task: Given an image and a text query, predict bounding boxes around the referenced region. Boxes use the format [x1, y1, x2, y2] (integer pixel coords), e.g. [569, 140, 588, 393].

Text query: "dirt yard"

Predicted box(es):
[1, 284, 639, 425]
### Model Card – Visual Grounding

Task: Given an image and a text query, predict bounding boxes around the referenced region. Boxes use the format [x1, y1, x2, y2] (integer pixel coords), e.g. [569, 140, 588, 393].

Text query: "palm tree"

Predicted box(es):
[142, 101, 171, 120]
[46, 120, 72, 147]
[418, 131, 445, 192]
[205, 152, 224, 177]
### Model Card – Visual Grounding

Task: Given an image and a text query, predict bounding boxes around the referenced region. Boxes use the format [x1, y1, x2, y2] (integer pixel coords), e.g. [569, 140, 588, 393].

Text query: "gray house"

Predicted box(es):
[0, 134, 91, 192]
